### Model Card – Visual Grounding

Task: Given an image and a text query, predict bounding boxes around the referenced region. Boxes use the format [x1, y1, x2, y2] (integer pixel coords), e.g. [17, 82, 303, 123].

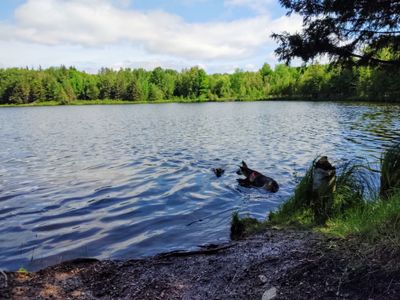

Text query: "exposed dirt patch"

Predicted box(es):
[2, 229, 400, 299]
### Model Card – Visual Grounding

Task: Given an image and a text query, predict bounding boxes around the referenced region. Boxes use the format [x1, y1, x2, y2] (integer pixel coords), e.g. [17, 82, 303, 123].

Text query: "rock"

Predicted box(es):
[262, 287, 277, 300]
[0, 270, 8, 288]
[259, 275, 268, 283]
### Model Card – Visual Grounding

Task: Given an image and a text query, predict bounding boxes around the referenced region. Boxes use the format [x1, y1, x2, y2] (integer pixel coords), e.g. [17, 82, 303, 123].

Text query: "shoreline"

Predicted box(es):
[1, 98, 400, 108]
[2, 228, 399, 299]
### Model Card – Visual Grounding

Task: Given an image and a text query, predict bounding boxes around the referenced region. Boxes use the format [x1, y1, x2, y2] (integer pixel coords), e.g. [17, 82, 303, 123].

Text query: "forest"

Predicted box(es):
[1, 62, 400, 105]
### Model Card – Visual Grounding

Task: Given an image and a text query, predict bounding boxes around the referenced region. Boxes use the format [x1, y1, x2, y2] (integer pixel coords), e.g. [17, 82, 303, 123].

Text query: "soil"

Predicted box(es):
[1, 229, 400, 299]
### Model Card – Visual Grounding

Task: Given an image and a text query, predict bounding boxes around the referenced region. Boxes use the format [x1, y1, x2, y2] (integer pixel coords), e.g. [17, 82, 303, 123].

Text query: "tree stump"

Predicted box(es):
[312, 156, 336, 225]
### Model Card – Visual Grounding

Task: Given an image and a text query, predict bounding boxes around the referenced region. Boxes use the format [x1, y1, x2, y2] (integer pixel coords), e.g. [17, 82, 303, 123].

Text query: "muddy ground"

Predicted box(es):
[1, 229, 400, 299]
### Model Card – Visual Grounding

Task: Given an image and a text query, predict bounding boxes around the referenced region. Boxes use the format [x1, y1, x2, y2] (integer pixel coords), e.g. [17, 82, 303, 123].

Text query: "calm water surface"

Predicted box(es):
[0, 102, 399, 270]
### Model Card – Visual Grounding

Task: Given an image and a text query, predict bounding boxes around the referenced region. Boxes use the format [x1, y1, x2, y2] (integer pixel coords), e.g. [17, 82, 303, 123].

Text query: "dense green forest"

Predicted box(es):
[1, 62, 400, 105]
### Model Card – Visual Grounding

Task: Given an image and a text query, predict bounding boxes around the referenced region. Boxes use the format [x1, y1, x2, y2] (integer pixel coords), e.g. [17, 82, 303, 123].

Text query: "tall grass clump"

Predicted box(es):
[268, 160, 315, 226]
[269, 159, 370, 226]
[333, 162, 373, 213]
[380, 143, 400, 200]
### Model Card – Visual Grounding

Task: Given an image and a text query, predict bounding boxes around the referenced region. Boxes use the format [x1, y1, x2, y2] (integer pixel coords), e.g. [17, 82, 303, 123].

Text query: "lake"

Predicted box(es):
[0, 101, 399, 271]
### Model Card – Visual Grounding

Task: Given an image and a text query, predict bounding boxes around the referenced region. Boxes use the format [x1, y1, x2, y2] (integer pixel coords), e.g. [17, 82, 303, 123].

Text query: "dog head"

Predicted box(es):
[212, 168, 225, 177]
[236, 161, 252, 177]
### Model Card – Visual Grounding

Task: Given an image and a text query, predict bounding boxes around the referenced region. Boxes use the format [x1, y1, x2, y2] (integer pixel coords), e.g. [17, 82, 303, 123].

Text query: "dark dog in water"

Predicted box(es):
[212, 168, 225, 177]
[236, 161, 279, 193]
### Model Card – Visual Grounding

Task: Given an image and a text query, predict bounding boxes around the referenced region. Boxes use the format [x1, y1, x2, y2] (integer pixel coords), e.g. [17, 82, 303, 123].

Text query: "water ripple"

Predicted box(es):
[0, 102, 399, 271]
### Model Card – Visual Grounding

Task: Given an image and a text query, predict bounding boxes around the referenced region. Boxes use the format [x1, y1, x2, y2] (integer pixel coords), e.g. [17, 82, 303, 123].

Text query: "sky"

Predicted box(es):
[0, 0, 303, 73]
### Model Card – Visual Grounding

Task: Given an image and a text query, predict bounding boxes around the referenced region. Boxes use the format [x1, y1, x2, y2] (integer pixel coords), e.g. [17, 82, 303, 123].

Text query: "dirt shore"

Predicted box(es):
[1, 229, 399, 299]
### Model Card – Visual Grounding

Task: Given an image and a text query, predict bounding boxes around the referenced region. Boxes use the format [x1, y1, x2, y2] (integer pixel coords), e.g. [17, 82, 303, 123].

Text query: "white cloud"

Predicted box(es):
[0, 0, 302, 72]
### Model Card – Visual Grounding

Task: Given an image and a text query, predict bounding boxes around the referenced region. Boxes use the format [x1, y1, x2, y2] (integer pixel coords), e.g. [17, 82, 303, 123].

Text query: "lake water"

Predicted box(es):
[0, 101, 399, 271]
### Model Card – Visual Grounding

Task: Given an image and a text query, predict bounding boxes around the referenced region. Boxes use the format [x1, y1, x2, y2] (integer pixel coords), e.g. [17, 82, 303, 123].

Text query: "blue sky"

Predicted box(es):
[132, 0, 286, 22]
[0, 0, 300, 73]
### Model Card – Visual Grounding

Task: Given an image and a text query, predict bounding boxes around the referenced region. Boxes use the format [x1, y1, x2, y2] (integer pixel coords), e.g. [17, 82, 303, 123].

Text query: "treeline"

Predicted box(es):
[1, 63, 400, 104]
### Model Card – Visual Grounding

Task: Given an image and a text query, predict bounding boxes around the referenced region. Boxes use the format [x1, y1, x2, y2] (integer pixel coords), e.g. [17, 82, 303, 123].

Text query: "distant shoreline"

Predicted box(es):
[1, 97, 400, 107]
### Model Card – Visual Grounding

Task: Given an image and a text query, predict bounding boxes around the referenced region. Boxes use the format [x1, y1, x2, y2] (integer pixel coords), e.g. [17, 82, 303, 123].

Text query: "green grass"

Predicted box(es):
[380, 143, 400, 199]
[322, 191, 400, 245]
[0, 99, 192, 107]
[233, 187, 400, 251]
[268, 144, 400, 249]
[268, 160, 315, 226]
[0, 100, 62, 107]
[230, 212, 269, 240]
[332, 162, 371, 213]
[0, 97, 271, 107]
[2, 98, 397, 108]
[17, 267, 29, 274]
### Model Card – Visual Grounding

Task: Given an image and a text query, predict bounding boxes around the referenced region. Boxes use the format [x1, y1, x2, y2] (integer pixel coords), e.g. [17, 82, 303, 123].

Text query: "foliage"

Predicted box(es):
[273, 0, 400, 67]
[148, 83, 164, 101]
[17, 267, 28, 274]
[380, 143, 400, 199]
[2, 63, 400, 105]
